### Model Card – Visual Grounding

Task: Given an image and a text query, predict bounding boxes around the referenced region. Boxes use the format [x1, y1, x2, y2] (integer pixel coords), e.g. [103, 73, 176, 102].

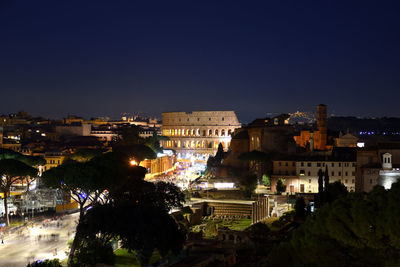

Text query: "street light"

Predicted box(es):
[130, 160, 137, 166]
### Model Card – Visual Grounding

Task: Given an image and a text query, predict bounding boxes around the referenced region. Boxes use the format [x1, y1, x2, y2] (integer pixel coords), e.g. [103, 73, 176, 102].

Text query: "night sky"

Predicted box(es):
[1, 1, 400, 122]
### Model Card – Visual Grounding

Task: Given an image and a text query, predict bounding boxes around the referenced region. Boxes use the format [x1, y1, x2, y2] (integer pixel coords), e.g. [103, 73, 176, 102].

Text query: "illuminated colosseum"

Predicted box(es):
[161, 111, 241, 158]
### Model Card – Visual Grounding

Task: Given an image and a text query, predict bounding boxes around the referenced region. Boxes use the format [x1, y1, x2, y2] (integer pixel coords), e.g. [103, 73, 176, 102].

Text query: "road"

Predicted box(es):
[0, 213, 79, 267]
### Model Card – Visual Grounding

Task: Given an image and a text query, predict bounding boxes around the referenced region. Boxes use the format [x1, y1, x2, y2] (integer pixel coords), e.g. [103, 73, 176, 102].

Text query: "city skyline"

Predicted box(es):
[1, 1, 400, 122]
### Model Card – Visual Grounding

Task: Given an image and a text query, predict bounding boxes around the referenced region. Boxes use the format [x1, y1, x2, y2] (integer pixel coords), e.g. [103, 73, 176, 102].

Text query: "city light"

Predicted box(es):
[130, 160, 137, 166]
[214, 182, 235, 189]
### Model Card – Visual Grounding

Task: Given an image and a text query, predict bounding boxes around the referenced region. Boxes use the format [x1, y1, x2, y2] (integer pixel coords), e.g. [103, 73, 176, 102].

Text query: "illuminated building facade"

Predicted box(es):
[356, 142, 400, 192]
[161, 111, 241, 157]
[43, 152, 66, 171]
[296, 160, 356, 193]
[294, 104, 330, 151]
[271, 159, 356, 194]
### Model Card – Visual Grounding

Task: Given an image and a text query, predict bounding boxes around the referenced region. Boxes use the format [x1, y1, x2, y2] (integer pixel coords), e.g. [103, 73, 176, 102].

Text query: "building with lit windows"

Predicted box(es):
[356, 142, 400, 192]
[270, 148, 357, 194]
[161, 111, 241, 158]
[42, 151, 67, 171]
[296, 160, 356, 193]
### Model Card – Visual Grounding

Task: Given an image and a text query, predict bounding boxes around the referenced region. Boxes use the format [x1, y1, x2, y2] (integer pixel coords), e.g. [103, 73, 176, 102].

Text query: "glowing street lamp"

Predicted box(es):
[130, 160, 137, 166]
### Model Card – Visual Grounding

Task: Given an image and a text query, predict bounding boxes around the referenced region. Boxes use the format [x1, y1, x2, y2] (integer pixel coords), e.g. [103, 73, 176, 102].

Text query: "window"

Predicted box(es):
[345, 172, 348, 176]
[197, 118, 200, 121]
[323, 163, 325, 167]
[301, 162, 304, 167]
[308, 171, 311, 176]
[332, 171, 334, 176]
[352, 171, 355, 176]
[222, 117, 224, 121]
[292, 162, 296, 167]
[345, 179, 348, 184]
[331, 163, 334, 167]
[339, 163, 342, 167]
[279, 162, 282, 166]
[309, 179, 311, 183]
[285, 162, 288, 166]
[285, 171, 289, 175]
[370, 179, 373, 184]
[307, 163, 312, 167]
[352, 163, 356, 167]
[209, 118, 211, 121]
[339, 171, 342, 176]
[317, 163, 321, 167]
[352, 179, 355, 184]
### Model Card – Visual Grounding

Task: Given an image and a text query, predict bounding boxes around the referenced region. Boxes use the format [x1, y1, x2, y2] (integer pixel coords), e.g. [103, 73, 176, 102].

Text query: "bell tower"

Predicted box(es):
[316, 104, 327, 150]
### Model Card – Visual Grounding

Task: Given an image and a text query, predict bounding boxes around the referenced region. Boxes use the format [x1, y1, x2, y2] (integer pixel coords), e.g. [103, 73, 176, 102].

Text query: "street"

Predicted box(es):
[0, 213, 79, 267]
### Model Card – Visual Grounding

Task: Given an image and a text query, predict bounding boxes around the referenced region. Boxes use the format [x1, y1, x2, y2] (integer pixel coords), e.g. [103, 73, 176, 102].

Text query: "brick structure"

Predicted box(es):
[161, 111, 241, 157]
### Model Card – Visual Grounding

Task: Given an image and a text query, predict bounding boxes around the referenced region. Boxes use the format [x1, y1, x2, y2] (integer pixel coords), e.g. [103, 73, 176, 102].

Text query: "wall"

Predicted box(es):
[161, 111, 241, 156]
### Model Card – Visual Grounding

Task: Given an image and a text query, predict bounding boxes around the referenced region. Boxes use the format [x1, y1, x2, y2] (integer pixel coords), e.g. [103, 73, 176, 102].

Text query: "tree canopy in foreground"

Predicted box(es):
[268, 182, 400, 267]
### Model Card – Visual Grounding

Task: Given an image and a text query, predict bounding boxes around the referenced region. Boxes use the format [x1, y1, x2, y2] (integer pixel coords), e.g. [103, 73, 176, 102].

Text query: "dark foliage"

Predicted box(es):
[240, 173, 258, 199]
[71, 238, 115, 267]
[26, 259, 61, 267]
[276, 179, 286, 194]
[268, 182, 400, 266]
[294, 197, 307, 221]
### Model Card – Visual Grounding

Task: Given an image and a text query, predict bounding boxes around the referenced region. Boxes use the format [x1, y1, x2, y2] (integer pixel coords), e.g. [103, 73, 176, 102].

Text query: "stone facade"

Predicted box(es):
[296, 160, 356, 193]
[356, 143, 400, 192]
[161, 111, 241, 157]
[271, 158, 356, 194]
[220, 115, 296, 178]
[294, 104, 330, 151]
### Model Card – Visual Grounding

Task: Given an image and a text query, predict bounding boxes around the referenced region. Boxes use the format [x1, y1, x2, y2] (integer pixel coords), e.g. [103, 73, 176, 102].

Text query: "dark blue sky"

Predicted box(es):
[1, 1, 399, 122]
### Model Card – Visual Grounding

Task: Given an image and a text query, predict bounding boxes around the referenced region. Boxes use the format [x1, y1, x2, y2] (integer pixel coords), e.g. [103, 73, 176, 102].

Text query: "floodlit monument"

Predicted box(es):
[379, 153, 400, 189]
[161, 111, 241, 158]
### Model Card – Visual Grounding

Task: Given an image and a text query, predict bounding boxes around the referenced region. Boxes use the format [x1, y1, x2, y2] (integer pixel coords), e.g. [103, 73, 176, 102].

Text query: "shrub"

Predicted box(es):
[27, 259, 62, 267]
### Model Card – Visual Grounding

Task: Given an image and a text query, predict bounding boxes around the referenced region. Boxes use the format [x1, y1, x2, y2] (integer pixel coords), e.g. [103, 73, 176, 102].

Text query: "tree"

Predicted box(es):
[240, 173, 258, 199]
[262, 174, 271, 187]
[113, 144, 156, 163]
[276, 179, 286, 194]
[0, 149, 45, 192]
[72, 238, 115, 266]
[144, 131, 168, 154]
[324, 181, 348, 203]
[78, 179, 186, 266]
[27, 259, 62, 267]
[294, 197, 307, 221]
[0, 159, 37, 226]
[268, 182, 400, 266]
[70, 148, 103, 162]
[19, 155, 45, 192]
[318, 168, 324, 204]
[115, 125, 143, 145]
[324, 165, 330, 188]
[42, 152, 140, 265]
